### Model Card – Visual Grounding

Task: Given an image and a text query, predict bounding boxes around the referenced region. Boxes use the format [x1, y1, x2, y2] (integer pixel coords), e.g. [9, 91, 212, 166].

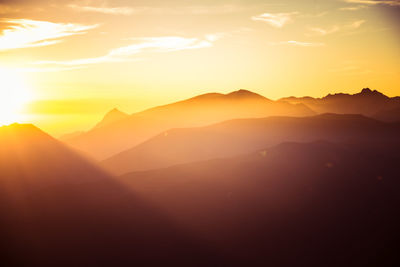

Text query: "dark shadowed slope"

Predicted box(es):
[121, 141, 400, 266]
[102, 113, 400, 175]
[372, 105, 400, 123]
[0, 124, 224, 266]
[65, 89, 315, 160]
[280, 88, 400, 119]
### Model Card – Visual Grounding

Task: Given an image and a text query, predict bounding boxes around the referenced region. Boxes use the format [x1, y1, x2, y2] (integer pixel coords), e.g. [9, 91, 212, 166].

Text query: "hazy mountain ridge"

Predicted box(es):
[121, 141, 400, 266]
[3, 88, 400, 266]
[101, 113, 400, 175]
[65, 89, 315, 160]
[280, 88, 400, 121]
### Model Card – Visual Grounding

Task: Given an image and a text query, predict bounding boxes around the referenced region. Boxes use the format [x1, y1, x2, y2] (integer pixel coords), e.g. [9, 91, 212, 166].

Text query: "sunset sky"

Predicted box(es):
[0, 0, 399, 135]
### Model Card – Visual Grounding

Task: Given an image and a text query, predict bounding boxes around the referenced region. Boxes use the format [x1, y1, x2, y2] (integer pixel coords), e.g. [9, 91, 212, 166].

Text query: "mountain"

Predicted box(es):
[65, 89, 315, 160]
[372, 106, 400, 123]
[0, 123, 106, 189]
[101, 113, 400, 175]
[280, 88, 400, 119]
[121, 141, 400, 266]
[0, 124, 224, 266]
[92, 107, 129, 130]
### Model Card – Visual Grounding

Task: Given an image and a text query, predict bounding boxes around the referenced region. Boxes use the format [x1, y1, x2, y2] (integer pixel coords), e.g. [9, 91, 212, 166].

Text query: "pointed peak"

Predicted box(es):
[361, 88, 373, 94]
[106, 108, 126, 116]
[93, 108, 129, 130]
[358, 88, 387, 98]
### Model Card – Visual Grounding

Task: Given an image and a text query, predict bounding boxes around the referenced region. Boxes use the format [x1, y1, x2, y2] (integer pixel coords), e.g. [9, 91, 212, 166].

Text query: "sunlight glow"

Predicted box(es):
[0, 67, 33, 125]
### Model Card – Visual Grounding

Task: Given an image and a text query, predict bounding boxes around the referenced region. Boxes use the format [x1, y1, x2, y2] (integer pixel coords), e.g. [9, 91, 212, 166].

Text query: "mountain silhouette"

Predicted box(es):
[101, 113, 400, 175]
[65, 89, 315, 160]
[93, 107, 129, 130]
[0, 124, 224, 266]
[280, 88, 400, 119]
[121, 141, 400, 266]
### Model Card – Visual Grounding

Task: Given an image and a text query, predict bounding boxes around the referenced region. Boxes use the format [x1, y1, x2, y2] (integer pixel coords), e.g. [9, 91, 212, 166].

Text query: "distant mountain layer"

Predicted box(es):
[281, 88, 400, 121]
[92, 108, 129, 130]
[121, 141, 400, 266]
[65, 89, 315, 160]
[102, 113, 400, 175]
[0, 124, 223, 266]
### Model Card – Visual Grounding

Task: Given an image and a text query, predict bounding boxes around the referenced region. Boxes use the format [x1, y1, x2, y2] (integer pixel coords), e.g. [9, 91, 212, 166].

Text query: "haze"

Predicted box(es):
[0, 0, 399, 135]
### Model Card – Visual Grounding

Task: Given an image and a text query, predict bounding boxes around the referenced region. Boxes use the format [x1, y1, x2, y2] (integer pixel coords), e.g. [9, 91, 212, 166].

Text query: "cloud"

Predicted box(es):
[307, 20, 365, 36]
[68, 4, 134, 15]
[35, 36, 215, 66]
[308, 26, 340, 36]
[0, 19, 98, 51]
[252, 12, 298, 28]
[269, 41, 325, 47]
[67, 3, 248, 16]
[349, 20, 366, 28]
[343, 0, 400, 6]
[339, 5, 367, 10]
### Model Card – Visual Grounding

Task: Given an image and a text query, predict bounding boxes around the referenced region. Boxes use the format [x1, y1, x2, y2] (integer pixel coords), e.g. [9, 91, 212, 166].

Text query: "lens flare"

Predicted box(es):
[0, 67, 32, 125]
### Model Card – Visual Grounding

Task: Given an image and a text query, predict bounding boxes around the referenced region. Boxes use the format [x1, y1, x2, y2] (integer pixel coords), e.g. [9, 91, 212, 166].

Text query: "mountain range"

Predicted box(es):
[65, 88, 400, 161]
[102, 113, 400, 175]
[2, 87, 400, 266]
[281, 88, 400, 121]
[64, 89, 315, 160]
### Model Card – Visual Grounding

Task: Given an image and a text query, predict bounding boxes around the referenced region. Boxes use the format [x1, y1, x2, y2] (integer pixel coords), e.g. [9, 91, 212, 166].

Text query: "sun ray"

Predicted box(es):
[0, 67, 33, 125]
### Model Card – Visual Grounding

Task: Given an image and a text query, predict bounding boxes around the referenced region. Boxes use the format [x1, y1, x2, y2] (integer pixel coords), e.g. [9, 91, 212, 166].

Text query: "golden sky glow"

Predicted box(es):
[0, 0, 399, 135]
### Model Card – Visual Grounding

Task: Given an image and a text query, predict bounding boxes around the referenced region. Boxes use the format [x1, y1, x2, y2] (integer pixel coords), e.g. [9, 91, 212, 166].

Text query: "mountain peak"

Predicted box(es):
[0, 123, 52, 141]
[93, 108, 129, 130]
[358, 88, 387, 98]
[0, 123, 40, 133]
[361, 88, 373, 94]
[226, 89, 267, 99]
[107, 107, 125, 115]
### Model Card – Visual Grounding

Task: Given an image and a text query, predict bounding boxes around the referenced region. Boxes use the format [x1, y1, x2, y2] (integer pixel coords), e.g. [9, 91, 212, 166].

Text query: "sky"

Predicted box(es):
[0, 0, 399, 135]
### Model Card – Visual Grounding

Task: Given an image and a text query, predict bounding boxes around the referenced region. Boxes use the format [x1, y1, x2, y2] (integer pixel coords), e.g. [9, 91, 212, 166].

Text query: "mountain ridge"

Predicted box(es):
[65, 89, 315, 160]
[101, 113, 399, 175]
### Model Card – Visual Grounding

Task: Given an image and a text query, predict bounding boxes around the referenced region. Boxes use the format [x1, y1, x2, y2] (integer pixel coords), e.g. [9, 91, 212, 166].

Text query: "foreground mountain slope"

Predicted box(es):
[0, 124, 223, 266]
[65, 89, 315, 159]
[121, 141, 400, 266]
[280, 88, 400, 119]
[102, 113, 400, 175]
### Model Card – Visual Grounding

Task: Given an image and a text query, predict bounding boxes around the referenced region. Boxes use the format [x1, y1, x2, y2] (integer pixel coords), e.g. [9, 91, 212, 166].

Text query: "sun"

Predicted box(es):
[0, 67, 33, 126]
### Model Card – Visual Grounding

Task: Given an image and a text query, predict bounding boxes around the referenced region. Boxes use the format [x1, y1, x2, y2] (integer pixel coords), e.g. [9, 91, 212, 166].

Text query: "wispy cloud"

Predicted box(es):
[68, 4, 247, 16]
[68, 4, 134, 15]
[269, 40, 325, 47]
[308, 26, 340, 36]
[349, 20, 366, 29]
[343, 0, 400, 6]
[252, 12, 298, 28]
[307, 20, 365, 36]
[0, 19, 98, 51]
[35, 36, 215, 66]
[339, 5, 367, 10]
